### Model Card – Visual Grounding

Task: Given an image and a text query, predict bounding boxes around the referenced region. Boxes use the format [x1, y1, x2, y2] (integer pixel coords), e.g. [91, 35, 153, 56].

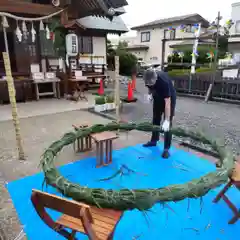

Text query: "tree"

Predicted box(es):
[115, 40, 128, 56]
[107, 39, 115, 56]
[107, 39, 137, 75]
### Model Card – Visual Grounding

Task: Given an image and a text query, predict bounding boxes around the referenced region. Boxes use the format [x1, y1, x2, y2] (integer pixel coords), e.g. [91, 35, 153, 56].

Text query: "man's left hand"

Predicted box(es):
[162, 120, 170, 132]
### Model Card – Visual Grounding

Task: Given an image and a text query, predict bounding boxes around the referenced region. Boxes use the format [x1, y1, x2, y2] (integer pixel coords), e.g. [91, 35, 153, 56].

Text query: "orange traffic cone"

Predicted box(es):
[98, 79, 104, 95]
[128, 80, 133, 101]
[131, 74, 136, 91]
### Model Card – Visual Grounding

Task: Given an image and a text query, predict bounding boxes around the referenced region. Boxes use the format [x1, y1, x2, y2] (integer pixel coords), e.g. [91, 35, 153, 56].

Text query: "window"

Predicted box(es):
[164, 29, 175, 40]
[141, 32, 150, 42]
[185, 24, 194, 33]
[235, 21, 240, 34]
[78, 36, 93, 54]
[150, 57, 158, 60]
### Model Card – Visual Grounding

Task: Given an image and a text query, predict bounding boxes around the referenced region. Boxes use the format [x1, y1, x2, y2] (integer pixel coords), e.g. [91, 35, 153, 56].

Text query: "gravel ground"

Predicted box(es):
[108, 78, 240, 154]
[0, 111, 111, 240]
[1, 79, 240, 239]
[0, 109, 149, 240]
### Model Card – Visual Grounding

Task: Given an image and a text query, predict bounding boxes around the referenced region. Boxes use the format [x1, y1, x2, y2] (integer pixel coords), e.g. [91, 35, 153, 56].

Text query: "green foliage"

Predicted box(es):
[168, 67, 213, 77]
[95, 96, 105, 105]
[218, 35, 228, 59]
[107, 39, 137, 76]
[119, 52, 138, 76]
[168, 49, 213, 65]
[116, 40, 128, 53]
[49, 18, 67, 57]
[106, 95, 114, 103]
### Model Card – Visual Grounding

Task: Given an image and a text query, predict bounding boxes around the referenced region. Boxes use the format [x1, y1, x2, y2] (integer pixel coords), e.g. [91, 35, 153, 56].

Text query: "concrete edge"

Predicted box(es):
[84, 107, 117, 121]
[177, 93, 240, 105]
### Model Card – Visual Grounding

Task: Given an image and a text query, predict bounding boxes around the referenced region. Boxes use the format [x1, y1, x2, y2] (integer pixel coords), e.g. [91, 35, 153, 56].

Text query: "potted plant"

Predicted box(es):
[105, 95, 114, 110]
[109, 95, 115, 110]
[94, 96, 105, 112]
[101, 96, 107, 111]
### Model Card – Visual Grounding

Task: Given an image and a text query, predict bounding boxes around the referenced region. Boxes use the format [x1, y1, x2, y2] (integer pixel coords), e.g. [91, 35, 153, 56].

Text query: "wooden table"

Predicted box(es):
[68, 77, 89, 101]
[33, 78, 60, 101]
[213, 161, 240, 224]
[86, 74, 106, 81]
[90, 131, 118, 167]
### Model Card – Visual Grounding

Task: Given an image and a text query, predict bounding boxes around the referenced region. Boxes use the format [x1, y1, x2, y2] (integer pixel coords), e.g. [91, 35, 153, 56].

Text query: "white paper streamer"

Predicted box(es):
[15, 21, 22, 42]
[31, 22, 36, 43]
[45, 24, 50, 39]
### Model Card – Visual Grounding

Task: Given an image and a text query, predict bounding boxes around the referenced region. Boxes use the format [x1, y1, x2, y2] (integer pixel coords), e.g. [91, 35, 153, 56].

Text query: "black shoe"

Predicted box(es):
[162, 150, 170, 159]
[143, 141, 157, 147]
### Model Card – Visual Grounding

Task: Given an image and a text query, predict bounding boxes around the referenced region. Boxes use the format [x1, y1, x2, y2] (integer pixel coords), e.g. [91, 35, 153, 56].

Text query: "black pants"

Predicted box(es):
[151, 99, 174, 150]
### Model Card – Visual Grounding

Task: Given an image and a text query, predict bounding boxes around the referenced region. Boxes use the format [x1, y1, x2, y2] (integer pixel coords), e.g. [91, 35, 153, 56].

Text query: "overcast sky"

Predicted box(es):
[116, 0, 237, 37]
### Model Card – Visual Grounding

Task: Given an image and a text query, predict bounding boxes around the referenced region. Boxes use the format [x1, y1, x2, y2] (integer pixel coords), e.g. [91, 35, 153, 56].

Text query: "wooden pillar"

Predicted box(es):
[114, 56, 120, 122]
[60, 9, 68, 25]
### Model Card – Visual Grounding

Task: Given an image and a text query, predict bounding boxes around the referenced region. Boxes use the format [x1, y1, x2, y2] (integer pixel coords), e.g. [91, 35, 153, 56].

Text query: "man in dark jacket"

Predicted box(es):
[143, 68, 176, 159]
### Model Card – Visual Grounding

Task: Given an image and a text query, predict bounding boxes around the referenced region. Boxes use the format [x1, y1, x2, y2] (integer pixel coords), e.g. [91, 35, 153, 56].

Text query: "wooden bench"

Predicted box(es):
[213, 161, 240, 224]
[31, 189, 123, 240]
[90, 132, 118, 168]
[72, 124, 92, 153]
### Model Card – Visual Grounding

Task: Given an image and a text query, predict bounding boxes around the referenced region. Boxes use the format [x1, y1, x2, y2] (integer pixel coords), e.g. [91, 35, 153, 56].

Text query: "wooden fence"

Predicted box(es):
[173, 72, 240, 102]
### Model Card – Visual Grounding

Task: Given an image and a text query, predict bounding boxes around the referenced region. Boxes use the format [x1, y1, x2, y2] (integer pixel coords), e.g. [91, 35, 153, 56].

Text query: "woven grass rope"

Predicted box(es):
[40, 122, 235, 211]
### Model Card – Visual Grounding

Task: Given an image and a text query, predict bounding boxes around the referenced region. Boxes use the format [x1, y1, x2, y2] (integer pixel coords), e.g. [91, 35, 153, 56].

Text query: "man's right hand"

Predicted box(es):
[147, 94, 153, 102]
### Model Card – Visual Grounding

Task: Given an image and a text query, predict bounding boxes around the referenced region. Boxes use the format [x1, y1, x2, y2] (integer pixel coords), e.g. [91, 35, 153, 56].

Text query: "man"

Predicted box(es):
[143, 68, 176, 159]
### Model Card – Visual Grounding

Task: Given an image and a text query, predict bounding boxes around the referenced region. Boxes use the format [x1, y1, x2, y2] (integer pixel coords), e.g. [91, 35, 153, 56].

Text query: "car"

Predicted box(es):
[137, 63, 163, 76]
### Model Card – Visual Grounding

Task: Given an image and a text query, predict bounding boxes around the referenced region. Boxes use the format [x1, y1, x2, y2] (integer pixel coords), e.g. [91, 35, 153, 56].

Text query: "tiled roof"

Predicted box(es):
[78, 0, 128, 18]
[77, 16, 128, 33]
[103, 0, 128, 8]
[131, 14, 209, 30]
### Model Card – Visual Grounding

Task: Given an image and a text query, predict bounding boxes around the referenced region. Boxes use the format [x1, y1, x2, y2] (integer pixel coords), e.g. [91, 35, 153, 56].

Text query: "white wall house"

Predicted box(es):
[128, 14, 209, 65]
[228, 2, 240, 63]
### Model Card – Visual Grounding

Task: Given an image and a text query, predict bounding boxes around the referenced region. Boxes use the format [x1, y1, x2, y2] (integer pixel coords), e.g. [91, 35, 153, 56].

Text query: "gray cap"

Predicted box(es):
[143, 68, 158, 86]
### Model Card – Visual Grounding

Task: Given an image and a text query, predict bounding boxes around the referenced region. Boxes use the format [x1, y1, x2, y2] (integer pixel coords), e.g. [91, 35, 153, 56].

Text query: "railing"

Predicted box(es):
[173, 72, 240, 102]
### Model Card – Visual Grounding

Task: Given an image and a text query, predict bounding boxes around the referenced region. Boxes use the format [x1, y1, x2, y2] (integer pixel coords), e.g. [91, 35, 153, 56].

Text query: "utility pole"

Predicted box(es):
[205, 11, 222, 102]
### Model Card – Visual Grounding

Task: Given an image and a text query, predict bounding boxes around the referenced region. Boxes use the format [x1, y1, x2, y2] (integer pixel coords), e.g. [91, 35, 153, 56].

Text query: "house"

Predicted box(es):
[128, 14, 210, 65]
[75, 12, 128, 65]
[0, 0, 128, 103]
[57, 8, 128, 94]
[109, 35, 136, 49]
[228, 2, 240, 63]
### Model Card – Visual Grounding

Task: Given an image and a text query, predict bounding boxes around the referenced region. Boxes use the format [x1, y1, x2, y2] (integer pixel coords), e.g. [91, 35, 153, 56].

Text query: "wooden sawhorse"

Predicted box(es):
[213, 161, 240, 224]
[72, 124, 92, 153]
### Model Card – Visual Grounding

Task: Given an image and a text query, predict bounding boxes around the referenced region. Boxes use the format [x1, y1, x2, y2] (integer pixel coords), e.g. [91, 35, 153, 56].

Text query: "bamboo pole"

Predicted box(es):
[205, 11, 221, 102]
[191, 23, 201, 74]
[114, 56, 120, 122]
[2, 17, 25, 160]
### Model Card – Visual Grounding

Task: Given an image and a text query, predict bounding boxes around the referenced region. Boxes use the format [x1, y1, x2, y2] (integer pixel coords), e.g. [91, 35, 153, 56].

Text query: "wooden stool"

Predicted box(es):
[72, 124, 92, 153]
[91, 131, 118, 167]
[213, 161, 240, 224]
